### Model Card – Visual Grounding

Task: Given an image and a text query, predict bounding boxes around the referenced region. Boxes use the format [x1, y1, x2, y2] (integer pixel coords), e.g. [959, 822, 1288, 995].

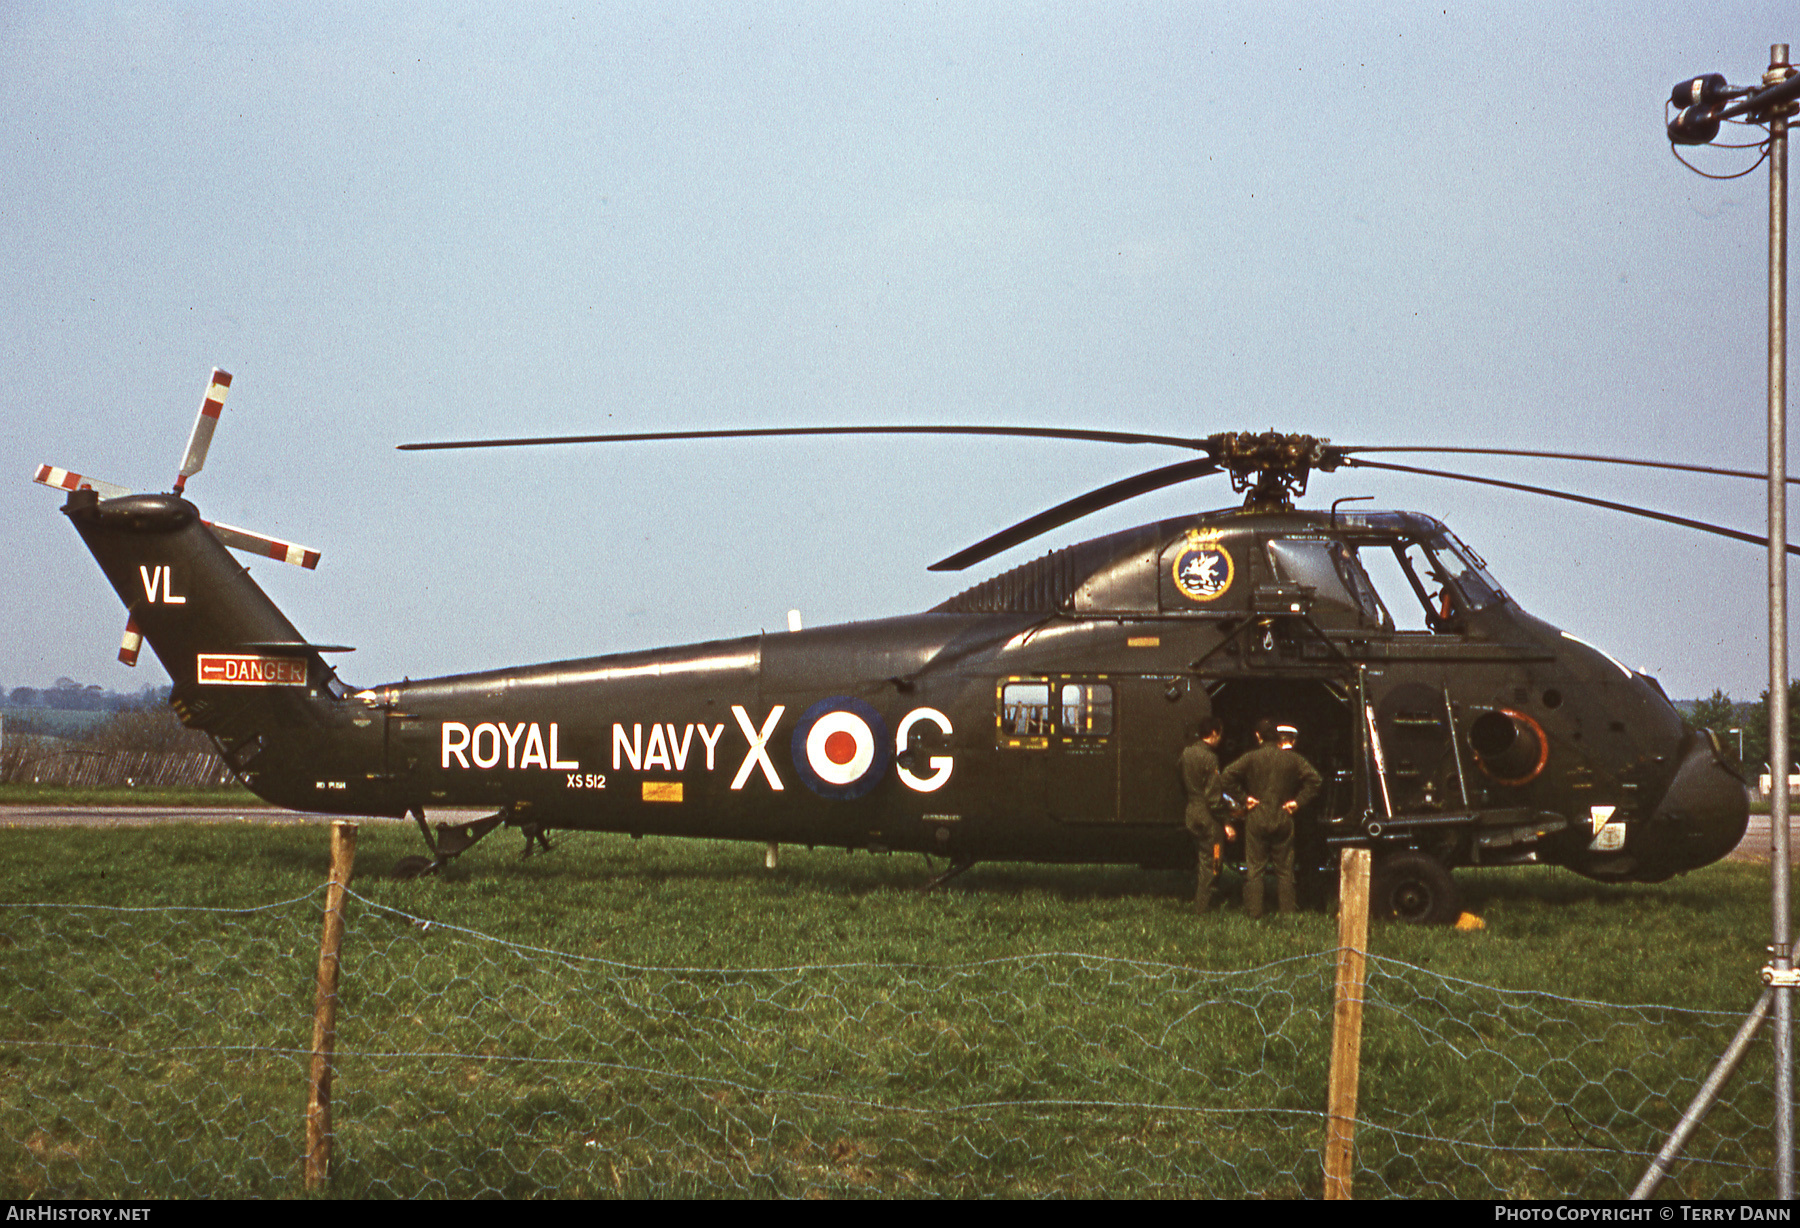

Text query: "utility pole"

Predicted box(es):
[1665, 43, 1800, 1199]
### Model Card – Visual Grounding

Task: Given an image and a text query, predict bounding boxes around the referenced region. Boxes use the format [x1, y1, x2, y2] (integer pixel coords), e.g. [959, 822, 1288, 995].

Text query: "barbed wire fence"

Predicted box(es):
[0, 882, 1777, 1199]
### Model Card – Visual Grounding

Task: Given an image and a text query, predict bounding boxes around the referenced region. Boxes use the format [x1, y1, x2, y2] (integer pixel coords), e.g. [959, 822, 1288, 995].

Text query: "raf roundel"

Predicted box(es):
[791, 697, 891, 800]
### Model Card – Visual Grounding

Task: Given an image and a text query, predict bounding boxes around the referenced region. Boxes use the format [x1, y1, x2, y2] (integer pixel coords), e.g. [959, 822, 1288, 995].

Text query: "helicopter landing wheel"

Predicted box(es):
[1373, 852, 1459, 925]
[920, 855, 976, 893]
[391, 854, 439, 881]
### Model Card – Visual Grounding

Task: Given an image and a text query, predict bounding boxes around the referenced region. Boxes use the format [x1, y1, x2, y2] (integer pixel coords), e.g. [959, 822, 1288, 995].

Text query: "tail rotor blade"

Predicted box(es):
[204, 519, 321, 569]
[174, 368, 232, 494]
[39, 370, 329, 584]
[118, 615, 143, 667]
[33, 464, 133, 501]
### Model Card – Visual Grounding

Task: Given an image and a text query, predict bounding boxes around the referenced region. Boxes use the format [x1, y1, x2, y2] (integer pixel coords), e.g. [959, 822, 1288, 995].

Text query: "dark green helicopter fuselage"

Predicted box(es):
[62, 486, 1747, 887]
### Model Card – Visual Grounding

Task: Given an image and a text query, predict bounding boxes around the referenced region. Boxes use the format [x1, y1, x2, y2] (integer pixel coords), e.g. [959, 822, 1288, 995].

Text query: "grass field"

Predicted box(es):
[0, 821, 1787, 1198]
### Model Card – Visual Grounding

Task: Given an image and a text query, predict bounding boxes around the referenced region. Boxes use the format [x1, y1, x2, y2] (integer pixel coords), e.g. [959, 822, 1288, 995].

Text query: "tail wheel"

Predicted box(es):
[391, 855, 437, 881]
[1373, 852, 1459, 925]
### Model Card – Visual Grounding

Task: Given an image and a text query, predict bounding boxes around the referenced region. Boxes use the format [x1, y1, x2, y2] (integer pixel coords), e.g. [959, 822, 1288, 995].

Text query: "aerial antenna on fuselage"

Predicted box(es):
[1330, 495, 1375, 528]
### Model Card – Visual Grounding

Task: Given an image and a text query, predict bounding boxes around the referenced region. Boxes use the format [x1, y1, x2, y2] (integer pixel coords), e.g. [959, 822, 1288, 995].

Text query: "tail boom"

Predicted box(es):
[60, 486, 389, 813]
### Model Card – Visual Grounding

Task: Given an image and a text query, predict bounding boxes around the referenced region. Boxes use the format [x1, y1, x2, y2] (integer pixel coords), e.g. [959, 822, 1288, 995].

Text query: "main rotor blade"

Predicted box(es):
[1341, 444, 1799, 485]
[929, 457, 1222, 572]
[398, 424, 1211, 452]
[1343, 458, 1800, 554]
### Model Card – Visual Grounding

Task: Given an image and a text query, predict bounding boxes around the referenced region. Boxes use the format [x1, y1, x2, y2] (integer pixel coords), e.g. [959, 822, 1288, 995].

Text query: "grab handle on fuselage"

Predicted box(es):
[1365, 702, 1394, 819]
[1444, 685, 1472, 808]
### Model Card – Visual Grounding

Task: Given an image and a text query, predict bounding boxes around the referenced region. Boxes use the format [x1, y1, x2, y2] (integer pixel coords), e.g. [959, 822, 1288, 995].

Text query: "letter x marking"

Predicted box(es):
[731, 704, 786, 791]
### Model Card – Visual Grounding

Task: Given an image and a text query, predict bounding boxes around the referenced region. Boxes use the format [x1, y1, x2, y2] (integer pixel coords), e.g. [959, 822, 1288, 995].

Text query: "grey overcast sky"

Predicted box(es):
[0, 2, 1792, 702]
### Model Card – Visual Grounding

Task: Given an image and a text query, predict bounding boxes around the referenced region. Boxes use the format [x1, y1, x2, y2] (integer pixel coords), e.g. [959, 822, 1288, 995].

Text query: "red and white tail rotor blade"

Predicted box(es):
[118, 616, 143, 667]
[38, 369, 321, 575]
[204, 520, 321, 569]
[33, 465, 319, 568]
[33, 464, 133, 500]
[174, 367, 232, 494]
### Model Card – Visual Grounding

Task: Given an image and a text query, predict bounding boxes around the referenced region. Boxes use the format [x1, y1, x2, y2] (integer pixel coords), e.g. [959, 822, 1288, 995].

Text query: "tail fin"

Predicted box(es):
[61, 486, 349, 793]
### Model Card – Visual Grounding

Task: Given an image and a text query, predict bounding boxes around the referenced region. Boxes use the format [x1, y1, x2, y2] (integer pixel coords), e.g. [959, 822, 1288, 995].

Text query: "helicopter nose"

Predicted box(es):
[1639, 732, 1750, 875]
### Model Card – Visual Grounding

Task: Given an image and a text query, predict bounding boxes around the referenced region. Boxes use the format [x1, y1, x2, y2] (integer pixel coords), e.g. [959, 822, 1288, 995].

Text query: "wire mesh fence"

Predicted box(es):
[0, 889, 1778, 1198]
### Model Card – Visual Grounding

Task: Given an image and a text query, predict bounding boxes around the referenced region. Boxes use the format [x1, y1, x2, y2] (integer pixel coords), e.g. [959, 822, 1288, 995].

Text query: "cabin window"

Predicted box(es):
[1001, 681, 1053, 739]
[1060, 682, 1114, 737]
[998, 678, 1114, 747]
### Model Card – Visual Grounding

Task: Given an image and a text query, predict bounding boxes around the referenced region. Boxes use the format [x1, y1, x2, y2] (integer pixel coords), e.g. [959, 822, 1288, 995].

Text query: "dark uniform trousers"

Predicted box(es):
[1220, 744, 1322, 919]
[1180, 741, 1228, 911]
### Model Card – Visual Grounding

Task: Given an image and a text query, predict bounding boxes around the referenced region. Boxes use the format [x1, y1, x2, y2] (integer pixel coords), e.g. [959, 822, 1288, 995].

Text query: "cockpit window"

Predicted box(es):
[1435, 532, 1507, 609]
[1266, 538, 1390, 627]
[1359, 533, 1509, 632]
[1333, 542, 1392, 626]
[1399, 540, 1456, 629]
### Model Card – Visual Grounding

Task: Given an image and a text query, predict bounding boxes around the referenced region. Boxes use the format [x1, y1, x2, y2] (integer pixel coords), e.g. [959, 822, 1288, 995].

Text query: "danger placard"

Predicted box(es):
[197, 653, 308, 687]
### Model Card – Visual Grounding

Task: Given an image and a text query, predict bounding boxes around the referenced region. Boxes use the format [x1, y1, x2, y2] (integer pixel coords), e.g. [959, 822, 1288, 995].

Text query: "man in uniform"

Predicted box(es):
[1221, 718, 1322, 920]
[1180, 716, 1235, 913]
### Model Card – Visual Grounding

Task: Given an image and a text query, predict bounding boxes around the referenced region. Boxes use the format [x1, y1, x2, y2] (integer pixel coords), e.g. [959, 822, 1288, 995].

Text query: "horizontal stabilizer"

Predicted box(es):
[240, 640, 355, 653]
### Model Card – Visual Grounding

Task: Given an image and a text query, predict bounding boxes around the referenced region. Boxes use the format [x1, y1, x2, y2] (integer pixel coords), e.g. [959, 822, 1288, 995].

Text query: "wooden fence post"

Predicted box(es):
[305, 820, 358, 1190]
[1324, 847, 1372, 1200]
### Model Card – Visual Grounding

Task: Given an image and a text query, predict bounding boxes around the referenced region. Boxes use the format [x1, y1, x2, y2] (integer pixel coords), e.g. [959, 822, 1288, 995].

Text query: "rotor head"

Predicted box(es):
[1207, 431, 1340, 507]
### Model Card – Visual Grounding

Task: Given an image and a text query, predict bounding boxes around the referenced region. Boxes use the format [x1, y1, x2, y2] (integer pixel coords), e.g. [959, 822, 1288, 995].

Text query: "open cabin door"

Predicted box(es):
[1204, 675, 1361, 824]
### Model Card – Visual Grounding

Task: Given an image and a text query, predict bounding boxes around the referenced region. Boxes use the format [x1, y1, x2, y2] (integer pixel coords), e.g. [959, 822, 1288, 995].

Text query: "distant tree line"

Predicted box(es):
[78, 705, 215, 755]
[3, 679, 168, 713]
[1685, 682, 1800, 774]
[3, 695, 213, 764]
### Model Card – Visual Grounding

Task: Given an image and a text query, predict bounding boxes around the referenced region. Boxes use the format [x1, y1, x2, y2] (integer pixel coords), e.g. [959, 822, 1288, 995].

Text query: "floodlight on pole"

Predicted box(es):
[1651, 42, 1798, 1202]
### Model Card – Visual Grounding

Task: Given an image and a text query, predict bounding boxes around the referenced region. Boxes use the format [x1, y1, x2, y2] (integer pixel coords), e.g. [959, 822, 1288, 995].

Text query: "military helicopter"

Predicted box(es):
[37, 371, 1763, 922]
